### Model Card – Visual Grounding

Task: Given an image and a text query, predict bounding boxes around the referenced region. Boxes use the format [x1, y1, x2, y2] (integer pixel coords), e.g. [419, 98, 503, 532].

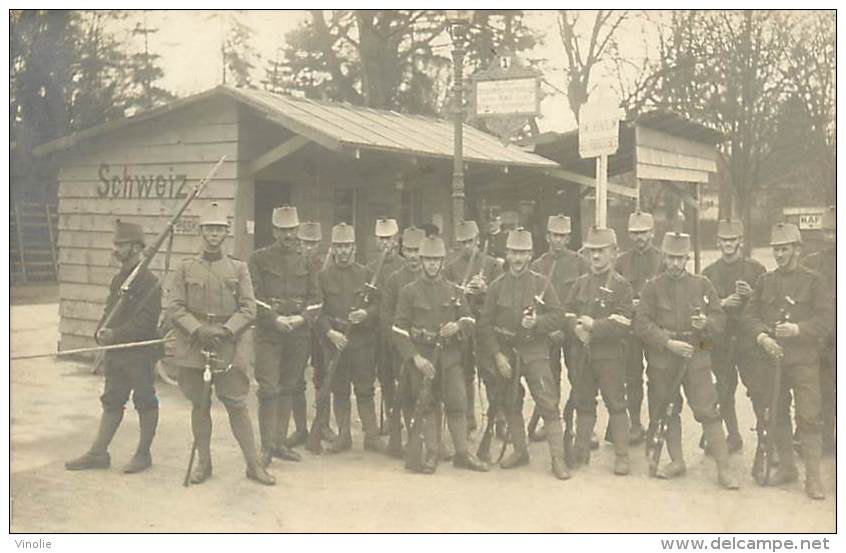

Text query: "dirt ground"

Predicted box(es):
[10, 300, 834, 533]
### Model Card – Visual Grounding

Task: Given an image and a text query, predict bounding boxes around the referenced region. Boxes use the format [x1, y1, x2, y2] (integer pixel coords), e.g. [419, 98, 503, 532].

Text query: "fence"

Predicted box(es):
[10, 202, 59, 283]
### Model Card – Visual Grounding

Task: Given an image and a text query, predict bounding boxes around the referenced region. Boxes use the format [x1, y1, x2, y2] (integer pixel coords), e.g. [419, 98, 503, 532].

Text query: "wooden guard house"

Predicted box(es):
[34, 85, 558, 353]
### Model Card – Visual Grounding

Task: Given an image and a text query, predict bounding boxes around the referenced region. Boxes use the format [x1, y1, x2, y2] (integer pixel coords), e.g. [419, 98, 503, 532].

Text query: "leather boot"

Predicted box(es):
[500, 410, 529, 469]
[609, 412, 631, 476]
[286, 391, 309, 447]
[226, 405, 275, 485]
[801, 431, 826, 500]
[704, 420, 740, 490]
[272, 395, 301, 462]
[418, 414, 440, 474]
[447, 411, 470, 460]
[722, 398, 743, 453]
[359, 395, 387, 453]
[527, 409, 545, 442]
[573, 412, 596, 467]
[317, 391, 339, 442]
[327, 395, 352, 454]
[628, 404, 645, 445]
[66, 408, 123, 470]
[551, 456, 571, 480]
[386, 403, 405, 459]
[258, 398, 277, 467]
[774, 420, 797, 479]
[453, 451, 489, 472]
[123, 408, 158, 474]
[466, 379, 477, 433]
[657, 418, 686, 479]
[189, 405, 213, 484]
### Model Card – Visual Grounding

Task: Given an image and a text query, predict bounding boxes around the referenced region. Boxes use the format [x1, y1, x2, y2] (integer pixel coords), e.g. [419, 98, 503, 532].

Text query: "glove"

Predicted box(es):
[758, 333, 783, 359]
[194, 325, 218, 346]
[666, 339, 694, 358]
[413, 354, 435, 379]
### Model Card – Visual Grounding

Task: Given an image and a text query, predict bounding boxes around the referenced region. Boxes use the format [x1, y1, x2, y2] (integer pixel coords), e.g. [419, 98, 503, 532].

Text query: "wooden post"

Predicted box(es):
[13, 203, 27, 282]
[693, 183, 701, 273]
[595, 154, 608, 227]
[45, 204, 58, 277]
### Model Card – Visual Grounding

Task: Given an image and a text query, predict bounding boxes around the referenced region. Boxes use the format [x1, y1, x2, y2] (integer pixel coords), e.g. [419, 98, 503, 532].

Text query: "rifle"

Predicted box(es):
[405, 340, 443, 472]
[752, 296, 795, 486]
[98, 156, 225, 335]
[305, 246, 389, 454]
[561, 313, 579, 467]
[645, 304, 706, 477]
[183, 348, 215, 487]
[526, 258, 562, 440]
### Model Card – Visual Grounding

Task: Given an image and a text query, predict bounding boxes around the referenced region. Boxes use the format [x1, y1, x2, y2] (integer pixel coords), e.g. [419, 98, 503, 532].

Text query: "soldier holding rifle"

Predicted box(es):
[167, 202, 274, 485]
[742, 223, 832, 500]
[392, 236, 489, 473]
[701, 219, 766, 454]
[248, 206, 322, 466]
[315, 223, 385, 454]
[65, 221, 161, 474]
[634, 232, 738, 489]
[478, 228, 569, 480]
[564, 227, 634, 476]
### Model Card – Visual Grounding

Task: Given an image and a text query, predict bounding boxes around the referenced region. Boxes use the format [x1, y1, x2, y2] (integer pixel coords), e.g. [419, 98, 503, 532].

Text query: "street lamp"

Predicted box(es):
[446, 10, 473, 237]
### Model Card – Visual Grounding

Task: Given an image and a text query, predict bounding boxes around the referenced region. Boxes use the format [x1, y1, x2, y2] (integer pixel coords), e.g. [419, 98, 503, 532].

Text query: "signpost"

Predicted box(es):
[579, 93, 620, 227]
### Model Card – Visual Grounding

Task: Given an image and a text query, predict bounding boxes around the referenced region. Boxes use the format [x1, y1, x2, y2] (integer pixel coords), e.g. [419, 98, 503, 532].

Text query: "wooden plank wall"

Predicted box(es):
[57, 96, 242, 352]
[635, 126, 717, 184]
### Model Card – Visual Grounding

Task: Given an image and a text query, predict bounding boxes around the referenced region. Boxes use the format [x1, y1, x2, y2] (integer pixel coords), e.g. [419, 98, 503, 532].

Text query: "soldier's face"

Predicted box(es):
[300, 240, 320, 255]
[773, 244, 799, 269]
[200, 225, 228, 250]
[547, 232, 570, 252]
[630, 230, 653, 250]
[421, 257, 443, 278]
[717, 236, 741, 258]
[489, 218, 501, 233]
[402, 246, 421, 270]
[587, 245, 615, 273]
[333, 243, 355, 266]
[664, 254, 688, 278]
[112, 241, 135, 264]
[273, 226, 298, 248]
[377, 235, 397, 252]
[507, 249, 532, 274]
[457, 236, 477, 255]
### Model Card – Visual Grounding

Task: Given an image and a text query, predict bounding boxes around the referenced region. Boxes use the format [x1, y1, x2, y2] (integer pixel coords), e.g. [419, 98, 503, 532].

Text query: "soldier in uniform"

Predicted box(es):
[527, 214, 589, 441]
[615, 210, 663, 444]
[701, 219, 766, 453]
[66, 221, 161, 474]
[369, 218, 406, 436]
[742, 223, 832, 499]
[295, 221, 337, 444]
[381, 226, 427, 457]
[485, 213, 508, 264]
[634, 232, 738, 489]
[248, 206, 322, 466]
[802, 207, 836, 455]
[478, 228, 570, 480]
[565, 227, 634, 475]
[316, 223, 386, 453]
[444, 219, 503, 434]
[392, 236, 490, 473]
[167, 202, 274, 485]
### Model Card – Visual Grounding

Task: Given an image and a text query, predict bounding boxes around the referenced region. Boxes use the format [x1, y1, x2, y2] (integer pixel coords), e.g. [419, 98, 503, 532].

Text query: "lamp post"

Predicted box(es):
[447, 10, 473, 237]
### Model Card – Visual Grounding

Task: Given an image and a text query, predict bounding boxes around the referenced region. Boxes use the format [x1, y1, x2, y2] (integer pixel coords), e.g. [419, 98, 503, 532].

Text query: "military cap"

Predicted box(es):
[628, 211, 655, 232]
[401, 226, 426, 249]
[455, 219, 480, 241]
[419, 236, 447, 258]
[662, 232, 691, 255]
[583, 226, 617, 249]
[769, 222, 802, 246]
[297, 221, 322, 241]
[199, 201, 230, 227]
[331, 222, 356, 244]
[272, 205, 299, 229]
[375, 218, 399, 237]
[547, 214, 572, 234]
[717, 219, 744, 239]
[113, 219, 145, 244]
[821, 206, 836, 231]
[506, 228, 533, 251]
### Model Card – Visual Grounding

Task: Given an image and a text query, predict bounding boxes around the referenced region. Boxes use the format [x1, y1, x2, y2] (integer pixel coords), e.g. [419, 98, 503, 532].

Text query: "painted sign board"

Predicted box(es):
[579, 99, 620, 159]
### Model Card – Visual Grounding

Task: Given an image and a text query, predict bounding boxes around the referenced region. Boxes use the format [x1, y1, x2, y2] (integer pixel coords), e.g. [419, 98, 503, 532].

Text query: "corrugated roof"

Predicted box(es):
[36, 85, 557, 169]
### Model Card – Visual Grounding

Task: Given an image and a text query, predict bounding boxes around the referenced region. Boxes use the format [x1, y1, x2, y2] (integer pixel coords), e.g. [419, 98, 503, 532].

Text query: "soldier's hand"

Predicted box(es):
[757, 333, 783, 359]
[439, 321, 460, 338]
[413, 354, 436, 379]
[666, 339, 694, 358]
[274, 316, 293, 334]
[548, 329, 566, 345]
[195, 325, 219, 346]
[775, 322, 799, 338]
[327, 329, 348, 350]
[348, 309, 368, 325]
[690, 313, 708, 330]
[721, 294, 743, 309]
[735, 280, 753, 296]
[95, 328, 115, 345]
[521, 313, 537, 329]
[495, 352, 512, 378]
[577, 315, 595, 331]
[574, 323, 590, 345]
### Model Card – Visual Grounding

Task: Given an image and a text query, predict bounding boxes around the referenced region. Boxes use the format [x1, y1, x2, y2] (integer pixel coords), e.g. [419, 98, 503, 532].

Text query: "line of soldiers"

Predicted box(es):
[65, 202, 834, 500]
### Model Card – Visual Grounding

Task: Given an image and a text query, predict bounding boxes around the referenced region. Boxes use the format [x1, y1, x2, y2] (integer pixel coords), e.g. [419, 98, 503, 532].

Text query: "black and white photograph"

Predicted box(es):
[7, 7, 838, 539]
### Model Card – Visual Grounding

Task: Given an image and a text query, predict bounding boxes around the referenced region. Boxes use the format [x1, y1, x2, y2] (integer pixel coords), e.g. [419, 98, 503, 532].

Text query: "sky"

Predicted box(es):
[114, 10, 658, 133]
